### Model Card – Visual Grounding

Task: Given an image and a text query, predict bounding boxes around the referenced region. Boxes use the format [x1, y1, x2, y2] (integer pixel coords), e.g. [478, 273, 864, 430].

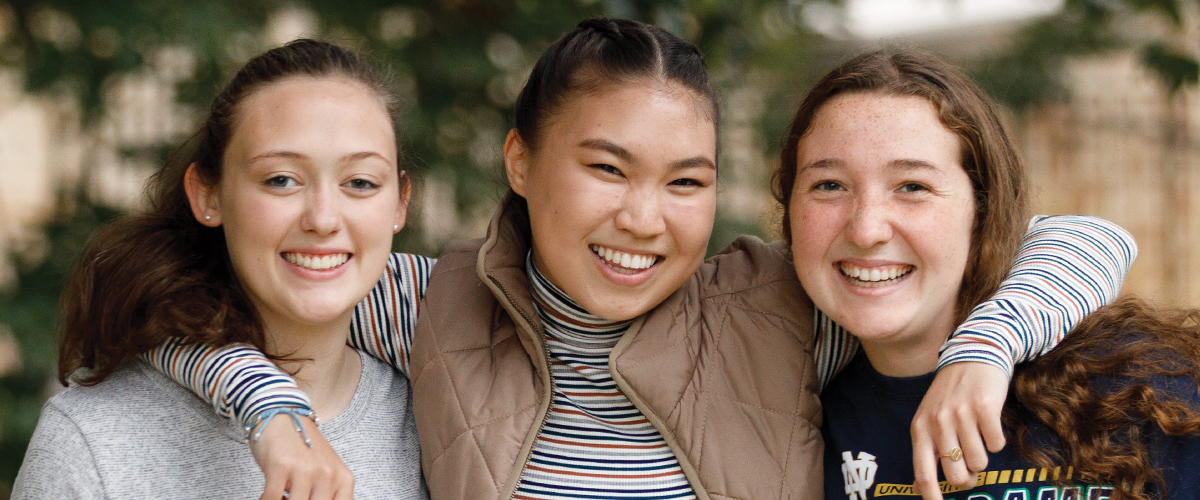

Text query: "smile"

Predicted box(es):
[283, 252, 350, 271]
[838, 263, 913, 287]
[590, 244, 659, 274]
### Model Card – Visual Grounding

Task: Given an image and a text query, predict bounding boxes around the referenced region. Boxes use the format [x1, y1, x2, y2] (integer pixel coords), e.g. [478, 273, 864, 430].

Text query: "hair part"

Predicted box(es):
[770, 48, 1028, 323]
[513, 17, 720, 153]
[58, 39, 404, 385]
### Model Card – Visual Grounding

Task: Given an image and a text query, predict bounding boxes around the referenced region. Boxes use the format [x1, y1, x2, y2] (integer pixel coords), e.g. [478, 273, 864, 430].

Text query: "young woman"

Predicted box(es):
[12, 40, 425, 500]
[775, 48, 1198, 500]
[145, 20, 1133, 500]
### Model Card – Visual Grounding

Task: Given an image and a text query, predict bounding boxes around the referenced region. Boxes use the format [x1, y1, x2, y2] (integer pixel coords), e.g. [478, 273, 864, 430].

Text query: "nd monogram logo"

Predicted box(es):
[842, 451, 878, 500]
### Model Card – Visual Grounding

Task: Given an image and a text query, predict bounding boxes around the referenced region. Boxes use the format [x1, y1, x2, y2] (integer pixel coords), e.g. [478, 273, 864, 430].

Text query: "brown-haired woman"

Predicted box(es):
[136, 19, 1136, 500]
[776, 48, 1200, 500]
[12, 40, 426, 500]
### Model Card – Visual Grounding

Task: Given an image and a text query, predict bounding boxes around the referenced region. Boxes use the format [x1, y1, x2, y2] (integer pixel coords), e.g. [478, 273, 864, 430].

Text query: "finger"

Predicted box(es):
[287, 473, 314, 500]
[911, 420, 945, 500]
[332, 473, 355, 500]
[935, 411, 971, 490]
[309, 474, 334, 500]
[978, 405, 1007, 453]
[260, 465, 290, 500]
[953, 411, 988, 487]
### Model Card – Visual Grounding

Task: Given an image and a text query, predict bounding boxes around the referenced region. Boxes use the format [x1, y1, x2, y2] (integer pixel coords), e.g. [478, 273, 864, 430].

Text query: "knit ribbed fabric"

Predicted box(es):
[513, 254, 695, 499]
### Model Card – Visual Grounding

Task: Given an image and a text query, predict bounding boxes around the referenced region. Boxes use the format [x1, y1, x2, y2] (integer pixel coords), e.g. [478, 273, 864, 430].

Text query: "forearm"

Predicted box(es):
[141, 338, 310, 432]
[938, 215, 1137, 376]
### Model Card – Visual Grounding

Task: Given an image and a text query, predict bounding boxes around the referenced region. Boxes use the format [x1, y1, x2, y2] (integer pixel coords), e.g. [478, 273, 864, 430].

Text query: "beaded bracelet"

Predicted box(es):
[244, 408, 320, 447]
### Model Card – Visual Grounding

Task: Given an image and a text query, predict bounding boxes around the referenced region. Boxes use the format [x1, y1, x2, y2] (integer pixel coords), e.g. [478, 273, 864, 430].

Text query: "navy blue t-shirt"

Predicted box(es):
[822, 353, 1200, 500]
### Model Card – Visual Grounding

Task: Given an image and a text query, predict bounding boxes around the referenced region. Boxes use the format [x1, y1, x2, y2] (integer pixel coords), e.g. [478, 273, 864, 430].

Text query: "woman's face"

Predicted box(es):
[506, 80, 717, 321]
[191, 77, 407, 336]
[789, 93, 975, 364]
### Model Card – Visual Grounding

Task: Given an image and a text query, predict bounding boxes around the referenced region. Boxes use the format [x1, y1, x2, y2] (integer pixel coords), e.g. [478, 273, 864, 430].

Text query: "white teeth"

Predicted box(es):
[285, 252, 349, 271]
[839, 263, 913, 286]
[590, 244, 658, 272]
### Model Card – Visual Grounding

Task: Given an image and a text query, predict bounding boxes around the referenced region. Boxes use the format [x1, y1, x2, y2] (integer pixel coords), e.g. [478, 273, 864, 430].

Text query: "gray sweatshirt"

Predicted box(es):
[13, 352, 426, 499]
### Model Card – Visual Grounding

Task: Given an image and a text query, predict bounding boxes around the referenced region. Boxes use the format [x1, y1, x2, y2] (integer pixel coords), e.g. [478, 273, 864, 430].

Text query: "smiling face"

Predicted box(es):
[789, 92, 976, 376]
[190, 77, 406, 342]
[506, 79, 717, 321]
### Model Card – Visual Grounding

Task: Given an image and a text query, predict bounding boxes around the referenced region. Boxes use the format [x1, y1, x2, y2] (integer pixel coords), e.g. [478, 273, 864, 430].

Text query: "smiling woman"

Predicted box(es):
[12, 40, 424, 500]
[130, 19, 1137, 500]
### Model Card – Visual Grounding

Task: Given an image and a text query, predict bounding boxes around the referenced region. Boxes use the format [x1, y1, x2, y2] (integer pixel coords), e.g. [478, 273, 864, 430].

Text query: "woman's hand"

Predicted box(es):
[249, 415, 354, 500]
[910, 362, 1009, 500]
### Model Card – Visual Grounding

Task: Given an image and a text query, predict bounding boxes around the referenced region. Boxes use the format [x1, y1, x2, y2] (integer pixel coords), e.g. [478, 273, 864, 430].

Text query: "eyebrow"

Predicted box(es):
[579, 138, 716, 171]
[798, 158, 941, 173]
[248, 150, 391, 165]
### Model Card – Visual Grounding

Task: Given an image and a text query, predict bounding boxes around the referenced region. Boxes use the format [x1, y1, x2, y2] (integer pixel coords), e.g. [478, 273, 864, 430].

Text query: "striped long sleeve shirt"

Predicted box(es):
[143, 215, 1135, 441]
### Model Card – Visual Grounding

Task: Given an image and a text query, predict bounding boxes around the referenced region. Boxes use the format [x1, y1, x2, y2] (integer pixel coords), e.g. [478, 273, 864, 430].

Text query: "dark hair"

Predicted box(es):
[513, 17, 719, 152]
[1008, 297, 1200, 500]
[58, 39, 405, 385]
[771, 48, 1028, 323]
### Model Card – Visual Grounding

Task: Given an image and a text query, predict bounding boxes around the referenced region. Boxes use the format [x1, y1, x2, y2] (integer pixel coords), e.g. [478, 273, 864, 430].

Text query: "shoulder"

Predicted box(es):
[691, 236, 810, 312]
[697, 236, 799, 291]
[44, 362, 188, 422]
[14, 401, 105, 499]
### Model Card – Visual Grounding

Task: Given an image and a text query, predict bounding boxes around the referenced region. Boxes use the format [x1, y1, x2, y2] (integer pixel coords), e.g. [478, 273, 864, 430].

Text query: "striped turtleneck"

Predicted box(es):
[513, 253, 697, 500]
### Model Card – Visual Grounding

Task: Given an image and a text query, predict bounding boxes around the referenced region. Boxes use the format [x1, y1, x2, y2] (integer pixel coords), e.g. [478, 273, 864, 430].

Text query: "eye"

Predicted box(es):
[264, 175, 297, 188]
[898, 182, 928, 193]
[590, 164, 623, 177]
[813, 180, 844, 191]
[343, 178, 380, 191]
[669, 177, 704, 187]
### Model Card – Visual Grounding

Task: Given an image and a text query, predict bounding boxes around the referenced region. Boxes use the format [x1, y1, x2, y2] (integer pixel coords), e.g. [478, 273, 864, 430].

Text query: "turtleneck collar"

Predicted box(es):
[525, 252, 632, 348]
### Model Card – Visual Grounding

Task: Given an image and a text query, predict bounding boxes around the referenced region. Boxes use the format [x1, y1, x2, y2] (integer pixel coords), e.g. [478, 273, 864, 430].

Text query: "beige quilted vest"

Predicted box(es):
[410, 194, 824, 500]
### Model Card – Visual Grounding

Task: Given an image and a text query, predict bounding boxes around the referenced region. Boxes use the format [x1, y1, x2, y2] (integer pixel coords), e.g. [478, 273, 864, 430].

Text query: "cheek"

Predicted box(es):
[789, 199, 842, 262]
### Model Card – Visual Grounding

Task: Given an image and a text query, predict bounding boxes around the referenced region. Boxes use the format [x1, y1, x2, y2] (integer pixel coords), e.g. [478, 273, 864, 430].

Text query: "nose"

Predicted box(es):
[614, 189, 667, 238]
[845, 191, 893, 249]
[300, 184, 343, 235]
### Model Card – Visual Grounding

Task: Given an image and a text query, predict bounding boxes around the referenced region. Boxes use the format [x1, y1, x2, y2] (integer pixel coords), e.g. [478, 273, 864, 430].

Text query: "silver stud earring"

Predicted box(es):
[393, 224, 399, 231]
[205, 215, 212, 221]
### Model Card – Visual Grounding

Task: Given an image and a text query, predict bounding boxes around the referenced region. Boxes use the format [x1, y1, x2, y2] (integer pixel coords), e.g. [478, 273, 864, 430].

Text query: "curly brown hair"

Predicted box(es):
[58, 39, 405, 386]
[1008, 297, 1200, 500]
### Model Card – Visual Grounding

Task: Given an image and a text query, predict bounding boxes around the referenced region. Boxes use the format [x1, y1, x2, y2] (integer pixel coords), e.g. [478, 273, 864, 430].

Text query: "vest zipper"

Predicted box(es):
[487, 276, 556, 500]
[509, 329, 555, 500]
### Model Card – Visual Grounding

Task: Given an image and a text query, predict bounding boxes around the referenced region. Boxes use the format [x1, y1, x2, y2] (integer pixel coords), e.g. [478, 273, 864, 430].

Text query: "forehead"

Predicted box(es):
[226, 76, 396, 157]
[542, 79, 717, 156]
[798, 92, 960, 169]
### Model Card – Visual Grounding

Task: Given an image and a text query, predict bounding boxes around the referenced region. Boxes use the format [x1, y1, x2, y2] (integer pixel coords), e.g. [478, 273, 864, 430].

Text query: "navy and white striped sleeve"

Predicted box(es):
[937, 215, 1137, 376]
[141, 338, 312, 432]
[141, 252, 434, 428]
[816, 215, 1136, 390]
[348, 253, 434, 378]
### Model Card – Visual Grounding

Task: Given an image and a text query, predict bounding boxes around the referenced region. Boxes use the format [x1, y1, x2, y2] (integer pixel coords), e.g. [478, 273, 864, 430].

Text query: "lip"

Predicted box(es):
[280, 249, 353, 281]
[590, 244, 661, 287]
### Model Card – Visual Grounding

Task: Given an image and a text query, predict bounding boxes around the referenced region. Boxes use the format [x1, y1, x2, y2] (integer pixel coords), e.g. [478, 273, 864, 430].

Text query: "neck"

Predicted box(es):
[858, 326, 952, 378]
[264, 316, 361, 420]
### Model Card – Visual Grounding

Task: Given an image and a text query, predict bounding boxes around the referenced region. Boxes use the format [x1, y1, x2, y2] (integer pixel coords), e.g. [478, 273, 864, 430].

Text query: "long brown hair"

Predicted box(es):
[775, 48, 1200, 500]
[770, 48, 1028, 323]
[1008, 299, 1200, 500]
[58, 39, 405, 385]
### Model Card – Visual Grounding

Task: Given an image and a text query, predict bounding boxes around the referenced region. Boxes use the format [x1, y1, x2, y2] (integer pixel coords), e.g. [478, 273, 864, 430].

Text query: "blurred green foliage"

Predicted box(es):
[0, 0, 1196, 496]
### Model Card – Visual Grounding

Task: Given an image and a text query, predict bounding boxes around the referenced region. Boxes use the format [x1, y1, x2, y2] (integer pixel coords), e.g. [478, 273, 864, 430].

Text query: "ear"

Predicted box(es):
[503, 128, 531, 197]
[184, 163, 222, 227]
[393, 172, 412, 234]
